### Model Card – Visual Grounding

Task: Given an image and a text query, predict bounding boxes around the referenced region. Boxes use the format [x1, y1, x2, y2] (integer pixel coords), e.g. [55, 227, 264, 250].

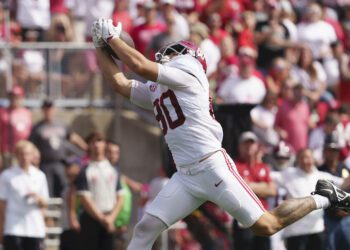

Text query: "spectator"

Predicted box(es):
[268, 140, 294, 172]
[29, 99, 87, 197]
[275, 80, 310, 152]
[189, 21, 220, 78]
[60, 157, 82, 250]
[341, 4, 350, 51]
[14, 0, 51, 41]
[105, 140, 146, 248]
[255, 1, 296, 70]
[290, 46, 327, 105]
[274, 148, 350, 250]
[217, 52, 266, 104]
[215, 35, 239, 91]
[112, 0, 133, 33]
[207, 12, 228, 46]
[328, 215, 350, 250]
[309, 113, 345, 165]
[0, 140, 49, 250]
[334, 39, 350, 105]
[174, 0, 203, 19]
[232, 131, 276, 250]
[106, 140, 143, 193]
[50, 0, 68, 14]
[64, 0, 87, 42]
[0, 3, 10, 43]
[31, 145, 41, 168]
[265, 57, 290, 95]
[202, 0, 242, 28]
[235, 11, 256, 50]
[130, 1, 166, 58]
[297, 2, 337, 60]
[279, 0, 297, 43]
[319, 2, 345, 45]
[268, 140, 294, 250]
[148, 2, 185, 55]
[318, 133, 350, 249]
[159, 0, 189, 41]
[17, 30, 46, 98]
[75, 131, 124, 250]
[0, 86, 32, 170]
[45, 13, 74, 42]
[250, 91, 279, 149]
[83, 0, 114, 41]
[322, 40, 341, 94]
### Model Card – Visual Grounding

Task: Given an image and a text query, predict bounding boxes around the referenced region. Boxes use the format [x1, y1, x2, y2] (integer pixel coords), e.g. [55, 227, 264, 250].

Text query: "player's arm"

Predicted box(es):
[108, 38, 159, 82]
[95, 47, 133, 99]
[96, 18, 158, 82]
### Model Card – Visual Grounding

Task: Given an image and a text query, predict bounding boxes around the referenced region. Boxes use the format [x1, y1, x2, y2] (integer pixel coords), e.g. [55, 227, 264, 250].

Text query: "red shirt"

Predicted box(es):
[50, 0, 68, 14]
[0, 107, 32, 153]
[237, 28, 255, 49]
[130, 22, 167, 56]
[275, 100, 310, 152]
[209, 29, 229, 46]
[112, 11, 133, 34]
[339, 60, 350, 105]
[215, 55, 239, 92]
[235, 160, 272, 210]
[203, 0, 242, 26]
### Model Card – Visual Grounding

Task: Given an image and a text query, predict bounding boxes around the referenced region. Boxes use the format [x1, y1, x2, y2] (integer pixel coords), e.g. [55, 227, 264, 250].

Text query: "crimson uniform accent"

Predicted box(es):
[153, 89, 186, 135]
[220, 150, 265, 212]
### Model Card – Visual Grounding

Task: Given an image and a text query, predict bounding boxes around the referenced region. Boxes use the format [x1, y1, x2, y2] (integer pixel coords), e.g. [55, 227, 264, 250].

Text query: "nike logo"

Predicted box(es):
[320, 189, 334, 195]
[215, 180, 223, 187]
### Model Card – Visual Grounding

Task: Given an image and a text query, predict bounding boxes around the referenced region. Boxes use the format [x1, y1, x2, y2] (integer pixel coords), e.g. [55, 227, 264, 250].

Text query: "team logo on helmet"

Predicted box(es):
[155, 40, 207, 73]
[149, 83, 158, 92]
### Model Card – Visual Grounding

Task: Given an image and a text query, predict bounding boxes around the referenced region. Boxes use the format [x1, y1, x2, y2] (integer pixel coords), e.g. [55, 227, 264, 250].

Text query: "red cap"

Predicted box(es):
[8, 85, 24, 97]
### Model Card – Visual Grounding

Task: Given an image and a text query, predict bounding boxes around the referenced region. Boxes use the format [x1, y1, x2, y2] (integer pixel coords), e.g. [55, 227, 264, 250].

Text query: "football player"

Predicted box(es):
[91, 18, 350, 250]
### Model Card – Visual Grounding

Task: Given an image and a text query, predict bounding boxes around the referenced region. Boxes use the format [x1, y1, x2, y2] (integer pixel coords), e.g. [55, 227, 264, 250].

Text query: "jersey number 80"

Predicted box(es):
[153, 89, 186, 135]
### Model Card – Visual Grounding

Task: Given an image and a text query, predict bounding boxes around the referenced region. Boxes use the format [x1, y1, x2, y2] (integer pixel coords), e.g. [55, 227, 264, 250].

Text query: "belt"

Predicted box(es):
[176, 150, 220, 176]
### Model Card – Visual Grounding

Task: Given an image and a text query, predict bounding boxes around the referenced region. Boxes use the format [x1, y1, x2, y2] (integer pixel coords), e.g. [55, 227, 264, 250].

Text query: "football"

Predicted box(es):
[105, 31, 135, 60]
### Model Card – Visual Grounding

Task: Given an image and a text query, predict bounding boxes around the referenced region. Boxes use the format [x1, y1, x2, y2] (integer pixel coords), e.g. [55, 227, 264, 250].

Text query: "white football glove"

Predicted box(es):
[99, 18, 122, 43]
[91, 20, 106, 48]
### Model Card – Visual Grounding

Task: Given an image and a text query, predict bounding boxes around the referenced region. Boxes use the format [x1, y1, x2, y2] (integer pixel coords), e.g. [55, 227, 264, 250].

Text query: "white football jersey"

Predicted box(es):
[131, 55, 223, 166]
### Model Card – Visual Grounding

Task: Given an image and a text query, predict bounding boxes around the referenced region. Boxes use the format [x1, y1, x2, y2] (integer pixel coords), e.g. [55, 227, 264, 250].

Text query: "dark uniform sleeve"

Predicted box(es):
[74, 167, 89, 193]
[115, 173, 122, 192]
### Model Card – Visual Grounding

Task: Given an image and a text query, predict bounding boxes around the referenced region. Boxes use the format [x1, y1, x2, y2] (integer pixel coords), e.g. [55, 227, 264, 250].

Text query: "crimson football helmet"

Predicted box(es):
[155, 40, 207, 73]
[273, 140, 293, 159]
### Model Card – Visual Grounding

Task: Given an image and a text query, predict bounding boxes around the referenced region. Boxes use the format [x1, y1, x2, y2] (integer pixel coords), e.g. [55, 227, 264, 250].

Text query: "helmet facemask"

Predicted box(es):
[155, 43, 188, 64]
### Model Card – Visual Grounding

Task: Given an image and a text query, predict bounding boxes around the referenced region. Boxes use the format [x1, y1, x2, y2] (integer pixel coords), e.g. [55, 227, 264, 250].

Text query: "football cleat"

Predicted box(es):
[312, 179, 350, 212]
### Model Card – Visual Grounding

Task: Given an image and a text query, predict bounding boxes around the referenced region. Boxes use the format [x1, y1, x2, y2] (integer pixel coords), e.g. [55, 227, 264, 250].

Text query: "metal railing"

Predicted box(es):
[0, 42, 117, 108]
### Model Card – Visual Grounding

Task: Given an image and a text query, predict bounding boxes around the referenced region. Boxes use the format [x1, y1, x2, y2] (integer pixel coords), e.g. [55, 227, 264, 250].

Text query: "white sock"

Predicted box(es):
[312, 194, 331, 209]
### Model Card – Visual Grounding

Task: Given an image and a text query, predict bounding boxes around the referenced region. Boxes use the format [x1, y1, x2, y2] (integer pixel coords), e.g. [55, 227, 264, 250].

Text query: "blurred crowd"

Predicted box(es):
[2, 0, 350, 250]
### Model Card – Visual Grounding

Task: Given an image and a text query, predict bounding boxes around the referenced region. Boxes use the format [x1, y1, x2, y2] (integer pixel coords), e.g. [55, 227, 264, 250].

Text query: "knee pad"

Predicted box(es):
[134, 214, 166, 236]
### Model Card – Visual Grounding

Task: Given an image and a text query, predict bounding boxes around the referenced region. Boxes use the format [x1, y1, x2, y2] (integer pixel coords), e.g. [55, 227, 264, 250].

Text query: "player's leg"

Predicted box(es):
[127, 173, 205, 250]
[251, 178, 350, 236]
[250, 197, 317, 236]
[212, 150, 339, 237]
[127, 213, 167, 250]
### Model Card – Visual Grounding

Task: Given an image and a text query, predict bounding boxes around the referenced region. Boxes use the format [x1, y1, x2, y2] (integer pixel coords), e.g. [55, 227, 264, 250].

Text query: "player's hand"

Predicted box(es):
[99, 18, 122, 44]
[91, 20, 106, 48]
